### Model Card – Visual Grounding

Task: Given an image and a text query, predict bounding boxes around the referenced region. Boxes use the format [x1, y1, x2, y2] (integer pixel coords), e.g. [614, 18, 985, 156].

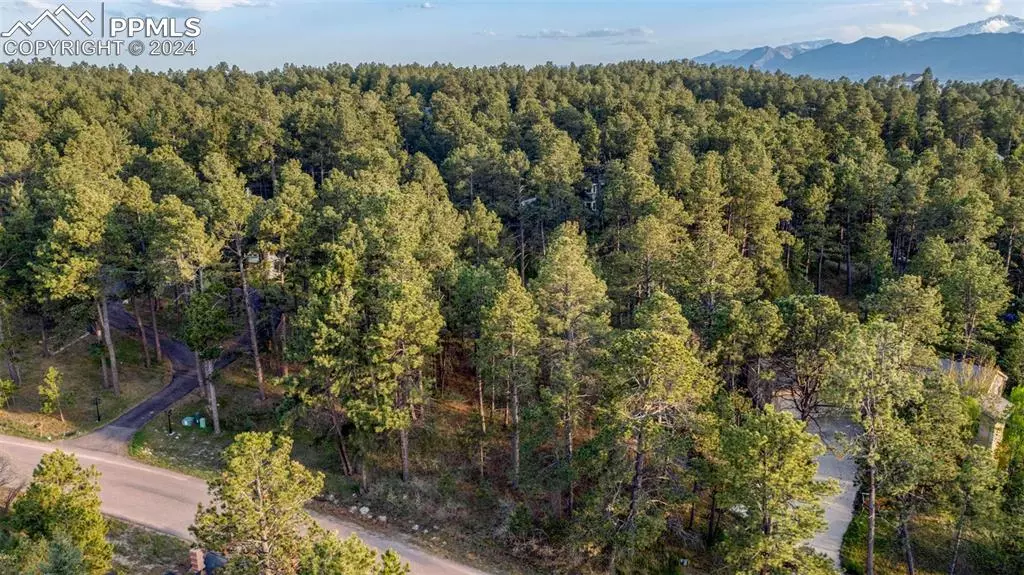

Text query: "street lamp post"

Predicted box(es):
[93, 397, 101, 422]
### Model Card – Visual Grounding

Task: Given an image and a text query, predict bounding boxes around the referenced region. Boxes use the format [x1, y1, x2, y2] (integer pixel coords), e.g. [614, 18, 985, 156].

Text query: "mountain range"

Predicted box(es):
[693, 15, 1024, 82]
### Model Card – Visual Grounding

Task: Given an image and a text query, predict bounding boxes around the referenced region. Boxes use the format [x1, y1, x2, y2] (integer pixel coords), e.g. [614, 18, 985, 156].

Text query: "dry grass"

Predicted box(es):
[108, 518, 191, 575]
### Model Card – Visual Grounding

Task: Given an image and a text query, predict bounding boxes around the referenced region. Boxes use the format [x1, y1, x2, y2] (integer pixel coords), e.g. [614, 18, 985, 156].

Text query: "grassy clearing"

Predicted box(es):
[108, 518, 191, 575]
[0, 333, 169, 441]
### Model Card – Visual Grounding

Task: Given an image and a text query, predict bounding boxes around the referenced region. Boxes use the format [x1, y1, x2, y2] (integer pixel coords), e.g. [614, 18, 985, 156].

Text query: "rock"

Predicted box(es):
[359, 506, 370, 516]
[412, 525, 419, 531]
[348, 506, 357, 514]
[377, 515, 386, 523]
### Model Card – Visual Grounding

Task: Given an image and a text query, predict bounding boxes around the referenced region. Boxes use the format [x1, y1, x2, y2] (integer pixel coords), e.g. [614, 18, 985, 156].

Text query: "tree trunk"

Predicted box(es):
[566, 407, 575, 516]
[203, 359, 221, 435]
[100, 355, 109, 389]
[131, 297, 151, 367]
[238, 247, 266, 401]
[329, 407, 353, 475]
[900, 509, 916, 575]
[706, 489, 718, 545]
[1007, 226, 1017, 276]
[98, 299, 121, 395]
[194, 351, 206, 399]
[149, 295, 162, 362]
[687, 481, 699, 530]
[626, 429, 645, 529]
[867, 464, 877, 575]
[0, 312, 21, 386]
[511, 375, 520, 489]
[279, 313, 289, 377]
[949, 507, 967, 575]
[40, 317, 51, 357]
[399, 427, 410, 482]
[478, 377, 487, 434]
[174, 285, 181, 322]
[816, 244, 825, 294]
[846, 233, 854, 296]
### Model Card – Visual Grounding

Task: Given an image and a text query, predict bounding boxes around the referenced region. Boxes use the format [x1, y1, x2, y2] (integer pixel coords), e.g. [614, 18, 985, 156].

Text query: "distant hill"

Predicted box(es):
[777, 33, 1024, 82]
[692, 15, 1024, 82]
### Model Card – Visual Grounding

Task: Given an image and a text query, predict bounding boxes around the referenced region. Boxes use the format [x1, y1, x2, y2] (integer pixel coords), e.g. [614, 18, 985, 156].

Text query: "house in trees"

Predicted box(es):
[940, 359, 1013, 452]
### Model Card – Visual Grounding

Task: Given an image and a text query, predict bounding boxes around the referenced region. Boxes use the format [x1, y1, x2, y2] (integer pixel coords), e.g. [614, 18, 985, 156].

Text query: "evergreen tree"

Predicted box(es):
[477, 269, 540, 488]
[830, 320, 922, 575]
[720, 406, 838, 575]
[531, 222, 610, 515]
[5, 451, 112, 575]
[192, 432, 408, 575]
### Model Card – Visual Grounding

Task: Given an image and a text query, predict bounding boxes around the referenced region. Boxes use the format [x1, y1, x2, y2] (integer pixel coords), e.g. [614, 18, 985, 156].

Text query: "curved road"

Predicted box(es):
[2, 301, 492, 574]
[0, 435, 490, 575]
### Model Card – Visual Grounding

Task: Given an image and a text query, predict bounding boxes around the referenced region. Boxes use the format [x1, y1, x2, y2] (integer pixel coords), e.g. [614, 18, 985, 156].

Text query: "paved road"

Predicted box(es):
[68, 302, 239, 453]
[0, 435, 491, 575]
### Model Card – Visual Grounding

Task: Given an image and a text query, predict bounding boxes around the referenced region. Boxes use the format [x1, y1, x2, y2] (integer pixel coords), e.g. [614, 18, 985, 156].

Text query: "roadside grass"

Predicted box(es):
[108, 518, 191, 575]
[0, 333, 169, 441]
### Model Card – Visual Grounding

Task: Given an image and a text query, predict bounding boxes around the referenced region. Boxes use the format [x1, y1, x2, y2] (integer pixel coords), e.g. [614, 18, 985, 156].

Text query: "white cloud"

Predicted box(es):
[13, 0, 58, 8]
[151, 0, 262, 11]
[982, 0, 1003, 13]
[420, 2, 434, 8]
[902, 0, 929, 16]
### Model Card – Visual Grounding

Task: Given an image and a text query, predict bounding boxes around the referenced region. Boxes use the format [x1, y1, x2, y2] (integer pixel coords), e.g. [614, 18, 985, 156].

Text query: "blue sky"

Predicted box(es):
[1, 0, 1022, 69]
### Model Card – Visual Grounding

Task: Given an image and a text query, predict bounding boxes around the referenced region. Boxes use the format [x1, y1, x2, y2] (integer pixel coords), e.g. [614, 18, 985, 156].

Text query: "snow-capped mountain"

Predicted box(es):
[907, 15, 1024, 42]
[694, 39, 833, 68]
[691, 14, 1024, 81]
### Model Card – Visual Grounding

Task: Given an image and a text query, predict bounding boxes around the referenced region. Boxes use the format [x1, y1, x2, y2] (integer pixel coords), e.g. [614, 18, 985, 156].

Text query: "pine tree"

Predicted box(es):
[6, 451, 112, 575]
[720, 406, 838, 575]
[778, 295, 856, 421]
[830, 320, 923, 575]
[38, 367, 63, 422]
[682, 152, 758, 336]
[478, 269, 540, 488]
[192, 432, 408, 575]
[581, 291, 712, 570]
[531, 222, 610, 515]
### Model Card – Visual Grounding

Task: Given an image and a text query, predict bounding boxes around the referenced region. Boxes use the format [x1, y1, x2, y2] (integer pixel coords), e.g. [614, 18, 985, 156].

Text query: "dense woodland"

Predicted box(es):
[0, 60, 1023, 574]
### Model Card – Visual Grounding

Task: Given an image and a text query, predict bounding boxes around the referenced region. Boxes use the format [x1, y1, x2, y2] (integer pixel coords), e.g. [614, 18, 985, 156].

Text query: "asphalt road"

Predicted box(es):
[0, 435, 491, 575]
[69, 301, 240, 452]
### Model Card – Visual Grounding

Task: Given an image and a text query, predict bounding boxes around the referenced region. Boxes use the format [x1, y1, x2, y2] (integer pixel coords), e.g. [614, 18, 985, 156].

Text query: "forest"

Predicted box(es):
[0, 60, 1022, 574]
